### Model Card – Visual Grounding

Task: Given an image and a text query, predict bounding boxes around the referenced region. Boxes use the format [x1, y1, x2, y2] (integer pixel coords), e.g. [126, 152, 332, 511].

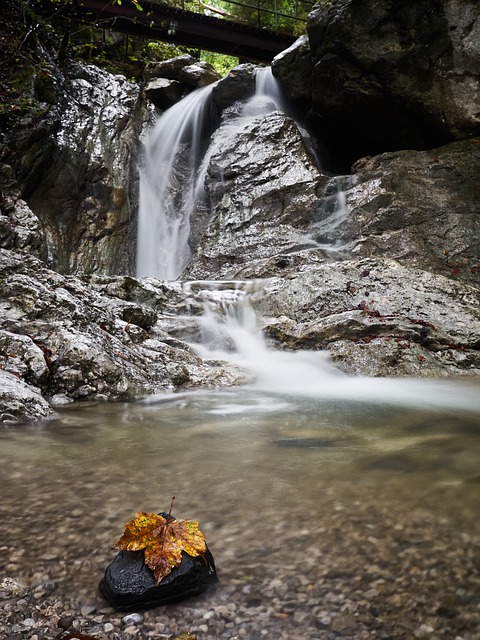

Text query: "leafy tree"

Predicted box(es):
[205, 0, 313, 35]
[200, 50, 238, 75]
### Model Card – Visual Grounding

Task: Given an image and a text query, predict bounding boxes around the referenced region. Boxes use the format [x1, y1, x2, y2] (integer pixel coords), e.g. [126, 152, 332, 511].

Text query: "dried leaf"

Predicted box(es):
[115, 511, 207, 584]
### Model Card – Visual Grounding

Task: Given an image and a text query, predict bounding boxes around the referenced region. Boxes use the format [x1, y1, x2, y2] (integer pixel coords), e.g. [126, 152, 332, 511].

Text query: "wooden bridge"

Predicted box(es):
[33, 0, 312, 61]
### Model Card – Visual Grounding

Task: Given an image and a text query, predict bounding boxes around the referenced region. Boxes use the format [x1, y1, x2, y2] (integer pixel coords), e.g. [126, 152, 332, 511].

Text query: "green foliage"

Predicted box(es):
[207, 0, 312, 35]
[200, 50, 238, 75]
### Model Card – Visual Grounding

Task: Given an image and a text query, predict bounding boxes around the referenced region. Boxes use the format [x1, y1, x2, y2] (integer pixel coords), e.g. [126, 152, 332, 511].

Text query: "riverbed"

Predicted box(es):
[1, 382, 480, 639]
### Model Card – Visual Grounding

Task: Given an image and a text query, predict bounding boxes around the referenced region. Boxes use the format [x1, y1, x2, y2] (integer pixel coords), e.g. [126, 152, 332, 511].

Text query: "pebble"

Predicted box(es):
[122, 613, 144, 625]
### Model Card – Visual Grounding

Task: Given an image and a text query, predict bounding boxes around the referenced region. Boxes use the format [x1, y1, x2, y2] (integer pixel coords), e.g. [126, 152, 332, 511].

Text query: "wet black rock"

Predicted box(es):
[99, 549, 218, 611]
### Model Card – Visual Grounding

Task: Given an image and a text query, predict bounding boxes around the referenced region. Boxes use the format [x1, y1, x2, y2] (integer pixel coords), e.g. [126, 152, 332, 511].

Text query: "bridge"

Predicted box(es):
[32, 0, 313, 62]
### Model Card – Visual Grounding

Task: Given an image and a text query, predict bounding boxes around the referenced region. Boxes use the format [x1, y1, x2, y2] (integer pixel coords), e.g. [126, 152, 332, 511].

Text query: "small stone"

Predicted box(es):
[124, 625, 138, 634]
[80, 604, 96, 616]
[415, 624, 435, 638]
[22, 618, 35, 628]
[103, 622, 115, 632]
[122, 613, 144, 625]
[57, 615, 75, 630]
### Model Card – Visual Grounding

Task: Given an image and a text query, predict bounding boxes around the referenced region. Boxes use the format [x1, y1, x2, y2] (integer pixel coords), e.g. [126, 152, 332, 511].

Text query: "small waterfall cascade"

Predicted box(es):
[184, 280, 480, 413]
[136, 67, 294, 280]
[136, 83, 216, 280]
[242, 66, 288, 116]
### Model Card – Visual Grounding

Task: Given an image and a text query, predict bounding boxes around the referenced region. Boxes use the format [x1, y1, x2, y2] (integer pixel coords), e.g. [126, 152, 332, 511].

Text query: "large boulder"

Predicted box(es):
[210, 64, 257, 114]
[253, 257, 480, 378]
[185, 110, 324, 280]
[143, 55, 221, 110]
[3, 61, 144, 276]
[326, 138, 480, 288]
[29, 62, 143, 275]
[273, 0, 480, 170]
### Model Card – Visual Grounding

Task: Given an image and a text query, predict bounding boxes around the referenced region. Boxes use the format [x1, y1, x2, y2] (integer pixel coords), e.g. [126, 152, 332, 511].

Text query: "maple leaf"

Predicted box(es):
[114, 510, 207, 584]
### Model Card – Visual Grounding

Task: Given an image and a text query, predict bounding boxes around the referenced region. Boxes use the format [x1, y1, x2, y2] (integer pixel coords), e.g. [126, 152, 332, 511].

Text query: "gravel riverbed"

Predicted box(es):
[1, 399, 480, 640]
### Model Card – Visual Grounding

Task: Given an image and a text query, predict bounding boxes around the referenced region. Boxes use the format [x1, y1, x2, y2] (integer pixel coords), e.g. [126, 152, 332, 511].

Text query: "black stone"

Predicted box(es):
[99, 548, 218, 611]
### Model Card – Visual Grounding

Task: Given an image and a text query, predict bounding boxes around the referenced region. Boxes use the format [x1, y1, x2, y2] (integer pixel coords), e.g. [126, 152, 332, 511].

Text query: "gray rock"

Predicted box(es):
[185, 111, 324, 279]
[17, 62, 144, 276]
[211, 64, 257, 114]
[0, 248, 246, 415]
[178, 62, 221, 88]
[344, 138, 480, 288]
[271, 35, 312, 103]
[254, 257, 480, 377]
[0, 370, 54, 423]
[273, 0, 480, 169]
[143, 55, 197, 82]
[144, 77, 184, 110]
[0, 197, 48, 260]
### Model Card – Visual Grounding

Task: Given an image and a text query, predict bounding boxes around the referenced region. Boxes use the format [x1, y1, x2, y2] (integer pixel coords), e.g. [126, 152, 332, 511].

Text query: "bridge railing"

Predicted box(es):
[167, 0, 315, 32]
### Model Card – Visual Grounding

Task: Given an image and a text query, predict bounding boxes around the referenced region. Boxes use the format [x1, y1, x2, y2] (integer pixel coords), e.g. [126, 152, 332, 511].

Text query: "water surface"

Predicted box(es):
[1, 384, 479, 638]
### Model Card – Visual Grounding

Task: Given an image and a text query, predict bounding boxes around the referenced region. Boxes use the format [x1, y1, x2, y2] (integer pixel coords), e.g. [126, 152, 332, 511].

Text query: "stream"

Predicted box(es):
[1, 379, 480, 638]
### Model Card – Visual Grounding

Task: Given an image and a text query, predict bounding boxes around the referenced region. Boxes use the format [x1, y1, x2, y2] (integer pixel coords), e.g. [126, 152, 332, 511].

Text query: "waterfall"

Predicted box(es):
[188, 281, 480, 414]
[136, 67, 290, 280]
[136, 83, 216, 280]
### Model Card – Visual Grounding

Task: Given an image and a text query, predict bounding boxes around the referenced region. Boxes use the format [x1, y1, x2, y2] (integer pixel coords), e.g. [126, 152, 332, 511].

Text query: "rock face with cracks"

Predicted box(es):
[273, 0, 480, 170]
[0, 248, 245, 422]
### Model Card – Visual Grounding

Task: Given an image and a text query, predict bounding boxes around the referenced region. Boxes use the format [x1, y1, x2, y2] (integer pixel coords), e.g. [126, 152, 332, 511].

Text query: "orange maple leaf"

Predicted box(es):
[114, 511, 207, 584]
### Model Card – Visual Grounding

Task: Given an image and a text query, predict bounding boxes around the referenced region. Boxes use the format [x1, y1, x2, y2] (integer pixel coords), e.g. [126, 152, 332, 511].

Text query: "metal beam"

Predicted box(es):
[33, 0, 298, 61]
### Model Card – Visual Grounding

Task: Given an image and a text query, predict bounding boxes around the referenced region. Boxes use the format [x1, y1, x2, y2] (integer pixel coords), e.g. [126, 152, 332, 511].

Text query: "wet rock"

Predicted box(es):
[185, 111, 324, 279]
[255, 257, 480, 377]
[0, 197, 48, 260]
[342, 138, 480, 288]
[121, 304, 157, 331]
[144, 77, 184, 110]
[0, 369, 54, 423]
[273, 0, 480, 170]
[179, 62, 221, 89]
[99, 548, 218, 611]
[0, 247, 247, 418]
[211, 63, 257, 114]
[20, 61, 144, 276]
[144, 55, 197, 82]
[143, 56, 219, 106]
[271, 35, 312, 104]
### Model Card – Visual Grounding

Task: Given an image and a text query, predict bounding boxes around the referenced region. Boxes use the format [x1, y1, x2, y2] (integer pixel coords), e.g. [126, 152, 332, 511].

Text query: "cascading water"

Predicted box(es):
[136, 83, 216, 279]
[188, 282, 480, 414]
[136, 67, 294, 280]
[136, 66, 480, 413]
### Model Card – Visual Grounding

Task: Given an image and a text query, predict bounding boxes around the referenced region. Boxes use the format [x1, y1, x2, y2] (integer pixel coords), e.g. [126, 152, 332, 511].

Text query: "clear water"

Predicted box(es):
[2, 282, 479, 638]
[1, 377, 480, 639]
[1, 385, 480, 578]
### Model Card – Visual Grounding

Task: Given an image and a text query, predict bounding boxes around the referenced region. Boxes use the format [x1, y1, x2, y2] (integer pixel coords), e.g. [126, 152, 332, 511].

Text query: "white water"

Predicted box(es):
[136, 68, 291, 280]
[190, 282, 480, 414]
[136, 83, 216, 279]
[136, 67, 479, 415]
